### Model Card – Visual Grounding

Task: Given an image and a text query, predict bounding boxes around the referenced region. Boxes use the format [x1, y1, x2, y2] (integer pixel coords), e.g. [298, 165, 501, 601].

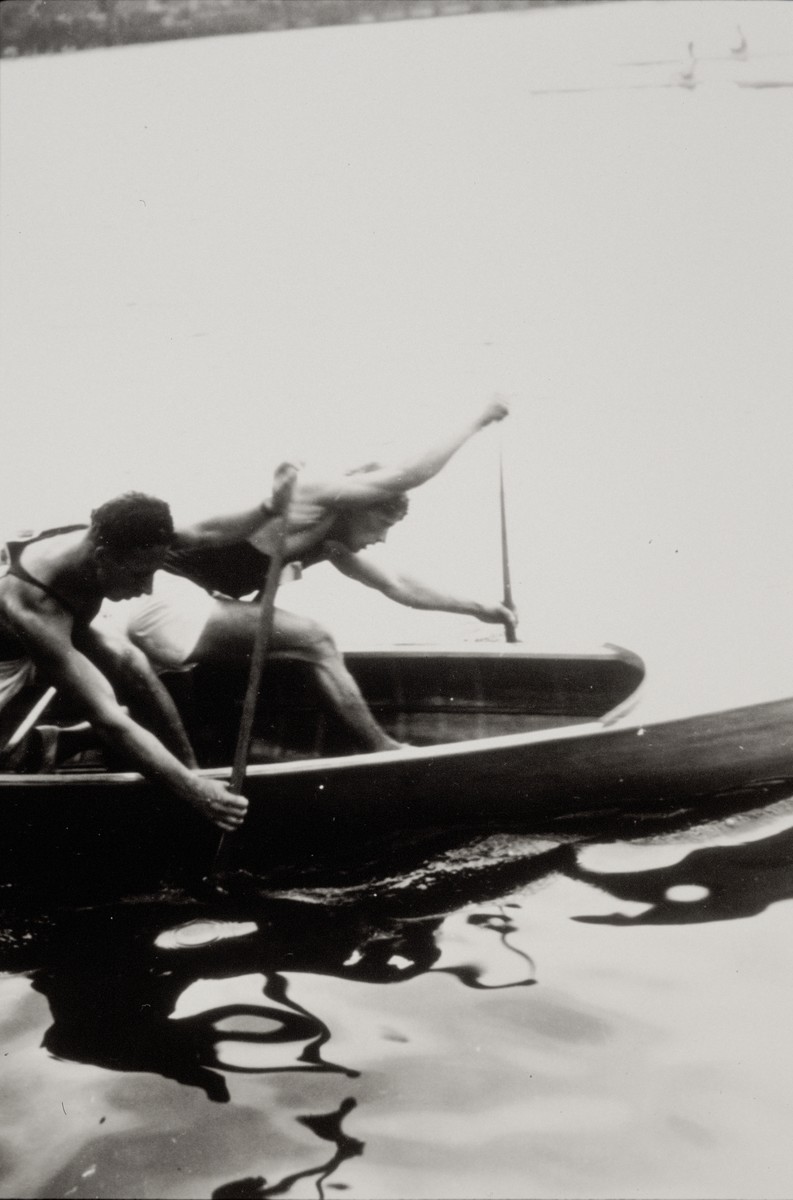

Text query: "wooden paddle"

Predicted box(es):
[209, 464, 298, 879]
[2, 686, 57, 755]
[498, 429, 518, 643]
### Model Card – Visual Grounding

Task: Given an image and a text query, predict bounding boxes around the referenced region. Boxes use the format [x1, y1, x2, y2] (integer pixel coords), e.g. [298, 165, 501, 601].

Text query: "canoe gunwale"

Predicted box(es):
[2, 694, 793, 792]
[0, 718, 612, 789]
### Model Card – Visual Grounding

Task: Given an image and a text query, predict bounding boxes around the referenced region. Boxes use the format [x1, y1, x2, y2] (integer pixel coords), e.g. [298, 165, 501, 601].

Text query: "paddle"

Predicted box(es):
[2, 686, 58, 755]
[498, 428, 518, 643]
[209, 464, 298, 880]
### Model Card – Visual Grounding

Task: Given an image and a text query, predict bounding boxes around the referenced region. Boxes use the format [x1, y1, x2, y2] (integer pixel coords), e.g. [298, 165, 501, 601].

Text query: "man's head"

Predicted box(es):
[89, 492, 174, 601]
[331, 493, 409, 552]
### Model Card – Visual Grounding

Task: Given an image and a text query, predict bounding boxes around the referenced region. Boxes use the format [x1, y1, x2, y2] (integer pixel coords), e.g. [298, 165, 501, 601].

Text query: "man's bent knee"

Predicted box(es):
[273, 615, 340, 666]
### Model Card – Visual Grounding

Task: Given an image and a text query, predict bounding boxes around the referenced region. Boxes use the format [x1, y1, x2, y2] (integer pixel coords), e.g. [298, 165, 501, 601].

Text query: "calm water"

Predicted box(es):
[2, 809, 793, 1199]
[2, 1, 793, 1196]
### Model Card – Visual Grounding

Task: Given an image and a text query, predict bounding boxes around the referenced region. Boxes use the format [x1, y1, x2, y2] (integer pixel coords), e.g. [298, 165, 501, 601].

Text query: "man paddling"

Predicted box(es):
[101, 396, 517, 751]
[0, 494, 247, 832]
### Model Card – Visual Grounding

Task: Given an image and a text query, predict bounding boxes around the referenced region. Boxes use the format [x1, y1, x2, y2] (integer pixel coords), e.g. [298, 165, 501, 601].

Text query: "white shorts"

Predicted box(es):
[99, 571, 215, 672]
[0, 656, 36, 716]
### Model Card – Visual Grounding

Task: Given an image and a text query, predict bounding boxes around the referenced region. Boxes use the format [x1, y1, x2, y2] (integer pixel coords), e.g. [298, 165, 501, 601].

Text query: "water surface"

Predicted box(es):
[2, 805, 793, 1199]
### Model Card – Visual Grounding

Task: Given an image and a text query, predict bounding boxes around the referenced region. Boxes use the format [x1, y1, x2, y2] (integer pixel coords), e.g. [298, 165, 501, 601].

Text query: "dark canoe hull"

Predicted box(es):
[2, 644, 793, 902]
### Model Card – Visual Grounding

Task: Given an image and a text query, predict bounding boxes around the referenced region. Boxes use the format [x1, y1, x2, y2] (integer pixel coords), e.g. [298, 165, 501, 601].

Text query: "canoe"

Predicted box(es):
[2, 642, 793, 903]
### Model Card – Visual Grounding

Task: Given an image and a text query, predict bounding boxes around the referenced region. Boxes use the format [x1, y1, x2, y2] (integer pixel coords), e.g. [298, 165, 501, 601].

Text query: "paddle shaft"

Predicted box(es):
[229, 522, 289, 794]
[211, 471, 296, 876]
[498, 434, 518, 643]
[3, 686, 57, 752]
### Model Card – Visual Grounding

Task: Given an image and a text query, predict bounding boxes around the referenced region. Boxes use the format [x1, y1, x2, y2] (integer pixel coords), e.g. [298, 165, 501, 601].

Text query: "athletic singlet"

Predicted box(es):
[0, 526, 87, 660]
[164, 540, 273, 600]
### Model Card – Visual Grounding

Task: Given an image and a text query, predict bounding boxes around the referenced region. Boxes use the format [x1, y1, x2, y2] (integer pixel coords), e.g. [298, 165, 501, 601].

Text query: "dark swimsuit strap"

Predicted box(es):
[4, 525, 88, 619]
[5, 561, 79, 616]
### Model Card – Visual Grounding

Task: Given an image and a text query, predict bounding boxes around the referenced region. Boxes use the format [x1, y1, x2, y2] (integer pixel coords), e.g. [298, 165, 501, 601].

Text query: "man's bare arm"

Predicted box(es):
[300, 395, 510, 510]
[175, 498, 274, 549]
[3, 589, 247, 829]
[326, 542, 518, 635]
[175, 463, 299, 548]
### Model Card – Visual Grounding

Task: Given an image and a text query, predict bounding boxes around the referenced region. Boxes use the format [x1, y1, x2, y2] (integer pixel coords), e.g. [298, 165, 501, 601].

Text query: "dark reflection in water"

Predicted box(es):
[27, 915, 362, 1104]
[0, 835, 549, 1193]
[567, 820, 793, 925]
[3, 811, 792, 1194]
[212, 1096, 363, 1200]
[447, 909, 535, 989]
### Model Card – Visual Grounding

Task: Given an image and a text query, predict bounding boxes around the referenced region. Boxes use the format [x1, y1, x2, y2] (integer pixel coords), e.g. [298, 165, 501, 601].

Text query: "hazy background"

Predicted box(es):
[2, 0, 792, 718]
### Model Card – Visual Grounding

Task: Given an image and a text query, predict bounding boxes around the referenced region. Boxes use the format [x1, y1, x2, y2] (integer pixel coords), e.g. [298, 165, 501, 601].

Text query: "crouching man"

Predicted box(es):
[0, 493, 247, 832]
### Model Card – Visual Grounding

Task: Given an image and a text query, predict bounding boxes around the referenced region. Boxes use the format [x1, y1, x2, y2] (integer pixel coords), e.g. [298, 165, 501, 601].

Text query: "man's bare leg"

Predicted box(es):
[192, 600, 404, 752]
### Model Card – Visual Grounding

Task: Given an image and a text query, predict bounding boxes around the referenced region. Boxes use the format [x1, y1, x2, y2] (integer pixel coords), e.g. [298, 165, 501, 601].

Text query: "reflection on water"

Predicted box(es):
[212, 1097, 363, 1200]
[431, 906, 536, 990]
[568, 818, 793, 926]
[2, 810, 793, 1195]
[0, 851, 543, 1195]
[21, 883, 541, 1097]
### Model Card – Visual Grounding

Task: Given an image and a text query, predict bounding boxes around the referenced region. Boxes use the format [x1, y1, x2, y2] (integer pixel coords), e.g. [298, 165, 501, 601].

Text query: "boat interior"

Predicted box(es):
[1, 647, 645, 773]
[166, 647, 645, 767]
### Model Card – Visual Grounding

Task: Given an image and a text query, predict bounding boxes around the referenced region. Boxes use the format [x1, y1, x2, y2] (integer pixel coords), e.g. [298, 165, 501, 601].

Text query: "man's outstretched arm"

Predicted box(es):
[326, 542, 519, 637]
[301, 395, 511, 510]
[174, 463, 299, 548]
[4, 593, 247, 830]
[174, 497, 274, 549]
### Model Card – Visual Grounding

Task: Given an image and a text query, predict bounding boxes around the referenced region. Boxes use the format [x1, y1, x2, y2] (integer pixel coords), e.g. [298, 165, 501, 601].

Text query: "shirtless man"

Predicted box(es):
[104, 396, 517, 752]
[0, 493, 247, 832]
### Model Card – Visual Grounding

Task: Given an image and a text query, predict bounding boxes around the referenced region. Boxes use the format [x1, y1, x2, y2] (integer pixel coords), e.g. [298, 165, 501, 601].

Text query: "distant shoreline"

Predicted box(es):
[1, 0, 615, 59]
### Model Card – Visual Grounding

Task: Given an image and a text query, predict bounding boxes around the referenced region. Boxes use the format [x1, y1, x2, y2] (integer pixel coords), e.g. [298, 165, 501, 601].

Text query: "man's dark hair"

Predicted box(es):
[328, 491, 409, 546]
[370, 492, 409, 525]
[90, 492, 174, 556]
[344, 464, 410, 525]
